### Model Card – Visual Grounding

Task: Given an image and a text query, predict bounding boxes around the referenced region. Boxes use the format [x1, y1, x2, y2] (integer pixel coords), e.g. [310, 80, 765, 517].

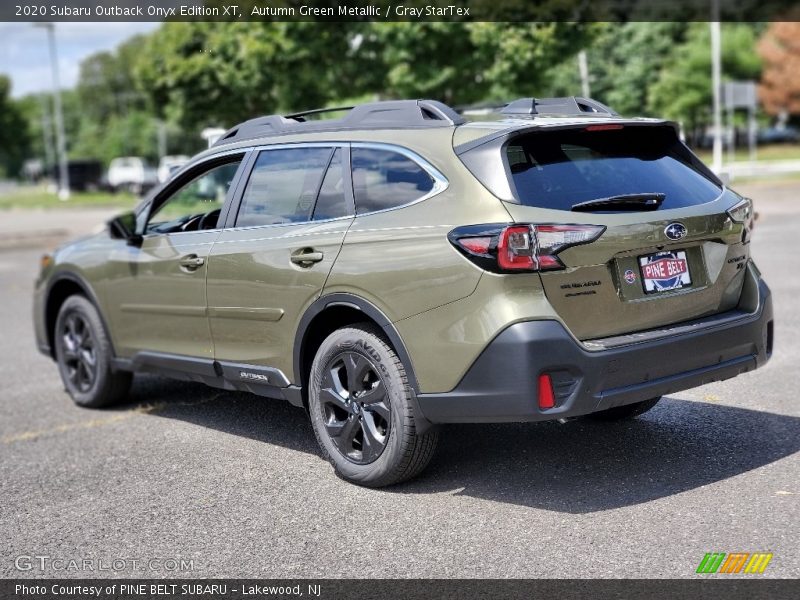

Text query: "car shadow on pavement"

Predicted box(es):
[127, 376, 800, 513]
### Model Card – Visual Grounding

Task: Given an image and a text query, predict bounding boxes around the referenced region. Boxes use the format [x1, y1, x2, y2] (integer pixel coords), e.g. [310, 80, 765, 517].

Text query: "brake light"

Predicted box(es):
[449, 223, 605, 273]
[585, 124, 624, 131]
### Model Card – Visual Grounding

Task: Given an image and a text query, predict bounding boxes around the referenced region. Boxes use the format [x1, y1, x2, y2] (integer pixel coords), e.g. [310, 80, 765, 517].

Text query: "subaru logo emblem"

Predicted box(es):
[664, 222, 687, 240]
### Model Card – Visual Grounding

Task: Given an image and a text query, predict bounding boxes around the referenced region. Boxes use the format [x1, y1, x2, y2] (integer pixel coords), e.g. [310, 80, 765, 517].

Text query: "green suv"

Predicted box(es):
[34, 98, 773, 486]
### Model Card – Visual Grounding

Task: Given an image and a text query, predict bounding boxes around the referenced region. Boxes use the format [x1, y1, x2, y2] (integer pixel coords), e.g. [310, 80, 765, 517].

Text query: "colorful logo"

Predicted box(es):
[696, 552, 773, 574]
[624, 269, 636, 284]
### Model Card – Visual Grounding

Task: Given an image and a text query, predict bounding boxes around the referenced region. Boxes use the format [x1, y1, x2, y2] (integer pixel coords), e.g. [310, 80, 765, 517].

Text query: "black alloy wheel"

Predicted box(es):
[54, 295, 132, 408]
[60, 312, 98, 393]
[319, 351, 391, 464]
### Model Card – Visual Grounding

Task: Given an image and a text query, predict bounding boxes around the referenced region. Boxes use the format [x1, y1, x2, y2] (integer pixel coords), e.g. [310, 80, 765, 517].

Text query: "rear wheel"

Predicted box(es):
[308, 324, 438, 487]
[54, 295, 131, 408]
[587, 396, 661, 421]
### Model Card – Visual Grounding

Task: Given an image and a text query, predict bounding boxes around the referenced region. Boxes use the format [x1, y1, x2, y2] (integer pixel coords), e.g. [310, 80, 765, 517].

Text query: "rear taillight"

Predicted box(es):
[497, 225, 535, 270]
[727, 198, 753, 225]
[449, 223, 605, 273]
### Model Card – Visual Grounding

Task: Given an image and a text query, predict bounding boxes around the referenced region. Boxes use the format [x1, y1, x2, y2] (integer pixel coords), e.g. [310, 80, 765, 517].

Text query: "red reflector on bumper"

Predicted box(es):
[538, 374, 555, 409]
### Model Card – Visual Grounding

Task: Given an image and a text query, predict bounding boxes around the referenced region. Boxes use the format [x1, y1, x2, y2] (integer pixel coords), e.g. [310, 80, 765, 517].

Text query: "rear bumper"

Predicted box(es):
[416, 273, 773, 423]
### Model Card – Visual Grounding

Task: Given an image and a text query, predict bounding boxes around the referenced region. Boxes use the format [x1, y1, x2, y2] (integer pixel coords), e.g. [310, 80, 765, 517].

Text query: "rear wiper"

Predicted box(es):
[571, 193, 666, 212]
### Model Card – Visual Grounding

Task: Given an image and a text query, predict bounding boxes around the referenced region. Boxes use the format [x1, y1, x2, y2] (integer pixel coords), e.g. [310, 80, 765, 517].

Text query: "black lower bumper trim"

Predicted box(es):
[416, 276, 773, 424]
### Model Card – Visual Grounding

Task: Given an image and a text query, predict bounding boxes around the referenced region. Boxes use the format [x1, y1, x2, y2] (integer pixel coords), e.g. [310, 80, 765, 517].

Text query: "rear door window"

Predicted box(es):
[506, 126, 722, 211]
[237, 147, 332, 227]
[351, 147, 434, 214]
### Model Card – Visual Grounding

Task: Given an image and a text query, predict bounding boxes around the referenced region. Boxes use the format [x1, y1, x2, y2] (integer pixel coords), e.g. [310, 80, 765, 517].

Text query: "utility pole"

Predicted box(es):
[578, 50, 591, 98]
[710, 0, 723, 175]
[36, 23, 70, 200]
[37, 93, 55, 173]
[157, 119, 167, 160]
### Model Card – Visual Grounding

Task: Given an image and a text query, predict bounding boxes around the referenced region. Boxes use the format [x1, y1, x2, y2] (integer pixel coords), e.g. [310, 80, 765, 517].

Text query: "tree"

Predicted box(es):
[648, 23, 761, 140]
[0, 76, 32, 178]
[470, 22, 598, 102]
[135, 22, 358, 131]
[77, 35, 149, 124]
[134, 22, 596, 130]
[758, 22, 800, 117]
[358, 23, 485, 106]
[540, 23, 688, 115]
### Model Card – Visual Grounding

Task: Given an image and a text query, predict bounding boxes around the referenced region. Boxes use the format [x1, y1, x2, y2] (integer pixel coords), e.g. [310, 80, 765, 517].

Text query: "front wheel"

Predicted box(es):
[586, 396, 661, 421]
[54, 295, 131, 408]
[308, 324, 438, 487]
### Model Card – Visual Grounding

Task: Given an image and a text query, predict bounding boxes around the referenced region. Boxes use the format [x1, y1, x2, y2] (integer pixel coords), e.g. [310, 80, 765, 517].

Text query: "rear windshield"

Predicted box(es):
[506, 126, 722, 211]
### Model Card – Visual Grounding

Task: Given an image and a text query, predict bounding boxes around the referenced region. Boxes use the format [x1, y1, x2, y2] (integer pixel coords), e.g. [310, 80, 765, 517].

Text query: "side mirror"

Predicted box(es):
[108, 212, 143, 247]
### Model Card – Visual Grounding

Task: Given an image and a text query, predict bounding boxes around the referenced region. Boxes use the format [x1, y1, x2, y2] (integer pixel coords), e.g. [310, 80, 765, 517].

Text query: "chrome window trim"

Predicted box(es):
[231, 143, 347, 232]
[141, 148, 250, 239]
[222, 141, 449, 233]
[349, 141, 449, 217]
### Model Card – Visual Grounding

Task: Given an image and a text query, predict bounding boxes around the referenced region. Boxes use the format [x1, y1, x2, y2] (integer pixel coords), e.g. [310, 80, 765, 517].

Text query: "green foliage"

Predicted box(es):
[362, 23, 483, 105]
[648, 23, 761, 134]
[77, 35, 150, 123]
[472, 22, 599, 102]
[133, 22, 595, 128]
[0, 76, 32, 178]
[70, 110, 160, 163]
[135, 22, 358, 129]
[8, 21, 766, 177]
[583, 22, 689, 117]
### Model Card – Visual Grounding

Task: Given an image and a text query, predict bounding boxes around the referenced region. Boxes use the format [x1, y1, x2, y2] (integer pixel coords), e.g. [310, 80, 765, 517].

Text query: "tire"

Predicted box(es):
[54, 295, 132, 408]
[308, 323, 439, 487]
[587, 396, 661, 421]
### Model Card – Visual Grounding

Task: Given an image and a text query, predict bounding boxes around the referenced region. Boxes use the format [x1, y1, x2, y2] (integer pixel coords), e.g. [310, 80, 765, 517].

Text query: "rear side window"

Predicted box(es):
[312, 148, 348, 221]
[506, 126, 722, 211]
[237, 147, 331, 227]
[351, 148, 434, 214]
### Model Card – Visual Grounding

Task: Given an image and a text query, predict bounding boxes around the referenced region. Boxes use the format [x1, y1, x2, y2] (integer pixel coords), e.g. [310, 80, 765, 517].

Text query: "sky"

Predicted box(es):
[0, 22, 160, 98]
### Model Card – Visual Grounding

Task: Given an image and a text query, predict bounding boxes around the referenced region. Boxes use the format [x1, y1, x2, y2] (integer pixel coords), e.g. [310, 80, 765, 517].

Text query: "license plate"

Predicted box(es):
[638, 250, 692, 294]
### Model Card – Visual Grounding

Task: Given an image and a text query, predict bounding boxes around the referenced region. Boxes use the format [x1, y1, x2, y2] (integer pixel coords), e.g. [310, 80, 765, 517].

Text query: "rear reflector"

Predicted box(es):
[458, 236, 492, 254]
[538, 374, 555, 409]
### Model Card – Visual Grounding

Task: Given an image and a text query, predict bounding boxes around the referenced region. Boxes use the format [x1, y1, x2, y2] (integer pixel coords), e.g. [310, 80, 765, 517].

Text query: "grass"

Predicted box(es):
[732, 171, 800, 186]
[0, 186, 139, 211]
[694, 143, 800, 164]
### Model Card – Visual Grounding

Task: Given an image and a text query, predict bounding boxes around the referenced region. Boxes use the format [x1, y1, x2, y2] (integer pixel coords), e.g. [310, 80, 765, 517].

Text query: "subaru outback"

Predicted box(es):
[34, 97, 773, 487]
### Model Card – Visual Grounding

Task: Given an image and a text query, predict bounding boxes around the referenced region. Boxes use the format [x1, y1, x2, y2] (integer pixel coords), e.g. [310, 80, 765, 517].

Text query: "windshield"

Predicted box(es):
[506, 126, 722, 211]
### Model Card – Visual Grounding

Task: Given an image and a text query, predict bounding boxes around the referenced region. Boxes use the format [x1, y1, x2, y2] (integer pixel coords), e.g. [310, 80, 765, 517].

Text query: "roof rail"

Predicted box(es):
[501, 97, 618, 117]
[213, 99, 466, 147]
[284, 106, 354, 121]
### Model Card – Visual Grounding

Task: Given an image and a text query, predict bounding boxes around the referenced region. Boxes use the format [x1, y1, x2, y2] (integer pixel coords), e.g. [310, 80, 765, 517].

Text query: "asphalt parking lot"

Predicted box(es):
[1, 181, 798, 579]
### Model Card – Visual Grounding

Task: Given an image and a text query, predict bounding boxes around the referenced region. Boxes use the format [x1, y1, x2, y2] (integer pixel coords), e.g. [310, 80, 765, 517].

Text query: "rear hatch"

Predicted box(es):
[500, 123, 753, 340]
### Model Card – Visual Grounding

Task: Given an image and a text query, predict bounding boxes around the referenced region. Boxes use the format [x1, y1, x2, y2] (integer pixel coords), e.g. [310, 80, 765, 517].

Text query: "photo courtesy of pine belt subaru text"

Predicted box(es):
[33, 97, 773, 487]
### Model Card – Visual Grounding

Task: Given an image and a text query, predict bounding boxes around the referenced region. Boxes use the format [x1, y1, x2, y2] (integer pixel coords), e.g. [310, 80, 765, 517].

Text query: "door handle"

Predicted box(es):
[290, 250, 324, 265]
[179, 254, 205, 269]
